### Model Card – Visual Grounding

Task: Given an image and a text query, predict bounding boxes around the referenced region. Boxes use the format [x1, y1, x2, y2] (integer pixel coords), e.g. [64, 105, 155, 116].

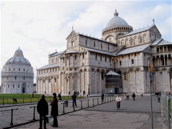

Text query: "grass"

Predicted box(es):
[0, 94, 74, 104]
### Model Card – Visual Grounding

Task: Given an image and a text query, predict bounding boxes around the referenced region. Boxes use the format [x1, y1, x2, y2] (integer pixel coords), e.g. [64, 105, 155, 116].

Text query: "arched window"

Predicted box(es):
[124, 73, 128, 80]
[15, 76, 17, 80]
[119, 61, 122, 66]
[71, 40, 74, 46]
[74, 55, 77, 60]
[130, 38, 133, 45]
[85, 39, 87, 46]
[131, 59, 134, 64]
[139, 36, 142, 43]
[101, 44, 102, 49]
[94, 41, 95, 47]
[101, 72, 104, 80]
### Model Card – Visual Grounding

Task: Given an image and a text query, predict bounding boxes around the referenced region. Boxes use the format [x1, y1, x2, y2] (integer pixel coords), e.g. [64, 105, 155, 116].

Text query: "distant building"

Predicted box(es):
[33, 83, 37, 93]
[37, 10, 172, 95]
[1, 48, 34, 93]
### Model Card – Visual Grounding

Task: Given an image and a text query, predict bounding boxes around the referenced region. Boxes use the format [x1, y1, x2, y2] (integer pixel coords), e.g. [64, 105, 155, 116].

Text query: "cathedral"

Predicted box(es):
[36, 10, 172, 95]
[1, 48, 34, 93]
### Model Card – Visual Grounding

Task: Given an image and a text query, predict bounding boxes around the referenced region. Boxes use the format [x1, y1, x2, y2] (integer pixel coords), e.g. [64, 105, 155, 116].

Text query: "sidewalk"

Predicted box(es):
[10, 95, 162, 129]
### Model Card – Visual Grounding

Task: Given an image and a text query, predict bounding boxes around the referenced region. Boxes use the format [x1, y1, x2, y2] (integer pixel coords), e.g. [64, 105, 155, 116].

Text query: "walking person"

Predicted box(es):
[58, 93, 62, 100]
[37, 95, 48, 129]
[51, 93, 58, 127]
[116, 95, 122, 110]
[72, 93, 77, 108]
[132, 92, 136, 101]
[158, 95, 160, 102]
[101, 93, 104, 103]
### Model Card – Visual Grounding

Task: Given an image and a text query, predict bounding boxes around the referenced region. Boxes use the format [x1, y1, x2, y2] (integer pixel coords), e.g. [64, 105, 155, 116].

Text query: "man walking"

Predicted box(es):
[101, 93, 104, 103]
[51, 93, 58, 127]
[72, 93, 77, 108]
[132, 93, 136, 101]
[37, 95, 48, 129]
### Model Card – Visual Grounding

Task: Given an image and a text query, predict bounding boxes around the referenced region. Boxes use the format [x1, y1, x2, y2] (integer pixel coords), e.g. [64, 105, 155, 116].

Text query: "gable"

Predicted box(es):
[149, 25, 162, 37]
[66, 30, 78, 39]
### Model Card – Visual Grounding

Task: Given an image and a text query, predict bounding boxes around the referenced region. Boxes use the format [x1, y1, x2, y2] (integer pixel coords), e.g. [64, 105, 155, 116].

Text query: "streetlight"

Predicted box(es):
[148, 56, 154, 129]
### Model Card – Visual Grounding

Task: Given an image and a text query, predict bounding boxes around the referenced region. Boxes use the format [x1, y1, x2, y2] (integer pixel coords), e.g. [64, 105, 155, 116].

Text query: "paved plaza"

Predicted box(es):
[0, 95, 163, 129]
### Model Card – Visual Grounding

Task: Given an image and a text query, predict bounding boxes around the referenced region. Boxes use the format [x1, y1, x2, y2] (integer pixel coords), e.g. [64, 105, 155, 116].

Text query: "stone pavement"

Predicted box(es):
[10, 95, 162, 129]
[0, 96, 111, 128]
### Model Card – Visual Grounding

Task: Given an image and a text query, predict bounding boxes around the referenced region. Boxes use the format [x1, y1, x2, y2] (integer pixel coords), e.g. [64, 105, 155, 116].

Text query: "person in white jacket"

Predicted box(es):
[116, 95, 122, 110]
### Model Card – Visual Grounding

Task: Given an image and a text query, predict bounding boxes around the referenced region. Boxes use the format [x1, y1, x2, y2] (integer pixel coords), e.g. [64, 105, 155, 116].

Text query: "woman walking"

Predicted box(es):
[116, 95, 122, 110]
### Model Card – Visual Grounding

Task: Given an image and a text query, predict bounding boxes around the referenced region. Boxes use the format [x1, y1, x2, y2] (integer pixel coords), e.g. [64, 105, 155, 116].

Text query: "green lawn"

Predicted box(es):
[0, 94, 73, 104]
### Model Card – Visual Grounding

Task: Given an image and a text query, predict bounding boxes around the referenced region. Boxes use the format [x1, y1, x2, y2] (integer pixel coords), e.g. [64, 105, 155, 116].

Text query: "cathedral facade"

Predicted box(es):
[37, 10, 172, 95]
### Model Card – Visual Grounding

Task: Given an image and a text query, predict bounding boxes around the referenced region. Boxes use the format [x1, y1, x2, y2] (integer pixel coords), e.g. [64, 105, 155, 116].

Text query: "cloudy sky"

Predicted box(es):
[0, 0, 171, 83]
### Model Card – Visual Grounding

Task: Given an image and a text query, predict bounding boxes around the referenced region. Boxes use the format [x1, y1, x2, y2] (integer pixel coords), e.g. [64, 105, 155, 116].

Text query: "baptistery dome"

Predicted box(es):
[5, 48, 31, 66]
[1, 48, 33, 93]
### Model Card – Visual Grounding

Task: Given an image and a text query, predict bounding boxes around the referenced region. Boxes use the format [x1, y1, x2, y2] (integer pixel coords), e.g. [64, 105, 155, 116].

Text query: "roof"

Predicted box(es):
[66, 50, 78, 54]
[38, 63, 59, 70]
[49, 50, 65, 57]
[78, 33, 117, 45]
[151, 39, 172, 46]
[158, 40, 172, 46]
[5, 48, 31, 66]
[116, 44, 150, 56]
[103, 10, 132, 32]
[81, 47, 113, 56]
[121, 25, 154, 38]
[151, 39, 163, 46]
[106, 71, 120, 76]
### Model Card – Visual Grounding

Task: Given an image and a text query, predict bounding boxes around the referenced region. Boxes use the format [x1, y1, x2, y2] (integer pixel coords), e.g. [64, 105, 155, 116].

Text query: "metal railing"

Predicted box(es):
[161, 93, 172, 129]
[0, 96, 115, 129]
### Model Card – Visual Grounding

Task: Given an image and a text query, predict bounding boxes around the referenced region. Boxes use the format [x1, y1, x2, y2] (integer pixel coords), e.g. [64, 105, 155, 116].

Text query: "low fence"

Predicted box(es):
[0, 96, 115, 129]
[0, 97, 53, 105]
[161, 93, 172, 129]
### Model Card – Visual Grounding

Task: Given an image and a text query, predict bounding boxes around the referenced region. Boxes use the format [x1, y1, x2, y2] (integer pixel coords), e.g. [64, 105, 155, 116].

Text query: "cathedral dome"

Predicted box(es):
[102, 10, 133, 33]
[5, 48, 31, 66]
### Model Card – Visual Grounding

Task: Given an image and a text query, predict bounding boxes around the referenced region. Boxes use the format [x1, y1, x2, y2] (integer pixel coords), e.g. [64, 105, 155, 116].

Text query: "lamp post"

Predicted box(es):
[148, 56, 154, 129]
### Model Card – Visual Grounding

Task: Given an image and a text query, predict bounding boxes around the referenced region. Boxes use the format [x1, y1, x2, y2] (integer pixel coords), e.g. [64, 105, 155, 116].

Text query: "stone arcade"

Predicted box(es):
[37, 10, 172, 95]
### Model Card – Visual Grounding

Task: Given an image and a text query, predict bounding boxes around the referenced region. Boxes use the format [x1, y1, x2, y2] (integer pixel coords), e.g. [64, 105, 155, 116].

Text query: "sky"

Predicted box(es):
[0, 0, 172, 83]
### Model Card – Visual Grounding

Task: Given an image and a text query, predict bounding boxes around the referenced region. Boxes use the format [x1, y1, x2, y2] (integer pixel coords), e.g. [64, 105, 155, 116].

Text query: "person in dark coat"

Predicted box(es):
[58, 93, 62, 100]
[132, 93, 136, 101]
[101, 93, 104, 103]
[37, 95, 48, 129]
[51, 93, 58, 127]
[72, 93, 77, 108]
